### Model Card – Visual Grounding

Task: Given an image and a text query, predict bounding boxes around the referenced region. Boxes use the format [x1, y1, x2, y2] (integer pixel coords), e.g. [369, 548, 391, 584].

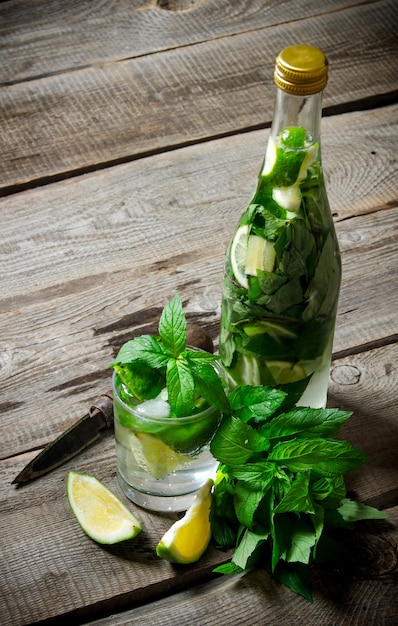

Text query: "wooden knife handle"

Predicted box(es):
[90, 390, 113, 429]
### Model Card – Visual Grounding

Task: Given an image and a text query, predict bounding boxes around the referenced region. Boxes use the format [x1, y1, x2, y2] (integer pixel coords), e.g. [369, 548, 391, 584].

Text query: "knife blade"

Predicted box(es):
[12, 390, 114, 485]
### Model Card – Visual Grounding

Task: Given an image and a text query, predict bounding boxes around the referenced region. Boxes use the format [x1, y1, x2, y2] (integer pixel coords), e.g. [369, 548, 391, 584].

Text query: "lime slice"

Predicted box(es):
[272, 185, 302, 212]
[243, 320, 298, 339]
[280, 127, 306, 148]
[67, 471, 141, 544]
[266, 361, 306, 385]
[131, 432, 192, 479]
[297, 143, 318, 181]
[262, 137, 278, 176]
[156, 479, 213, 563]
[230, 224, 249, 289]
[245, 235, 276, 275]
[245, 235, 266, 276]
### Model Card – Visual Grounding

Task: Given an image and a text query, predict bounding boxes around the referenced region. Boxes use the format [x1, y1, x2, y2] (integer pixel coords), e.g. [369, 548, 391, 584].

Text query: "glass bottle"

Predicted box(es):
[219, 45, 341, 408]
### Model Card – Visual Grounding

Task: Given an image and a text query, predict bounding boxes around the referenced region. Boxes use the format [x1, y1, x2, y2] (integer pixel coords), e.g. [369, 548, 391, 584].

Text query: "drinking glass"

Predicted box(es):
[112, 364, 222, 513]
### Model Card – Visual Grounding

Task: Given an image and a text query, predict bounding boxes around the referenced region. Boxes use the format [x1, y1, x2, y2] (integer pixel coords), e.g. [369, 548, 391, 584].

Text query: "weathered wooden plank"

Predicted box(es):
[1, 106, 397, 458]
[0, 0, 379, 84]
[0, 443, 231, 626]
[1, 0, 397, 190]
[1, 428, 396, 626]
[89, 510, 398, 626]
[329, 342, 398, 511]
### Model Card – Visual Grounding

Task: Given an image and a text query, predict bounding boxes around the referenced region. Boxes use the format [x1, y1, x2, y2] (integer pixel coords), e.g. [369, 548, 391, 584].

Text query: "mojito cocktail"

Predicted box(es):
[111, 295, 227, 512]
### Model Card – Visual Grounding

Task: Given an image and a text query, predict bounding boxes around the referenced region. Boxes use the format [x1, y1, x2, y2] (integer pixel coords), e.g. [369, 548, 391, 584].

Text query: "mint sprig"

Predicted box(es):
[112, 294, 228, 417]
[210, 386, 387, 601]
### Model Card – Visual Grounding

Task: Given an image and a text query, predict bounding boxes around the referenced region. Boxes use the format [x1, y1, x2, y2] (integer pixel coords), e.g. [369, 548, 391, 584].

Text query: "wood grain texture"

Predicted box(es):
[1, 1, 397, 624]
[1, 105, 397, 459]
[89, 509, 398, 626]
[0, 441, 232, 626]
[1, 410, 396, 625]
[0, 0, 380, 84]
[1, 0, 397, 190]
[1, 426, 396, 626]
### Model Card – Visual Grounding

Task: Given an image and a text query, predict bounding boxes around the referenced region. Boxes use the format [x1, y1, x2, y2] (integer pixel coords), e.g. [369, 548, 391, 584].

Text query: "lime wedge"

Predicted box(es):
[230, 224, 250, 289]
[156, 479, 213, 563]
[267, 360, 306, 385]
[130, 431, 192, 479]
[66, 471, 141, 544]
[272, 185, 302, 212]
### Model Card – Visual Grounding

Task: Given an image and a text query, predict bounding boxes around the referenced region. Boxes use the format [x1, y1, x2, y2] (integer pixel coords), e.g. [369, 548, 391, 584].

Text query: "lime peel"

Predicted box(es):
[156, 479, 213, 564]
[67, 471, 141, 544]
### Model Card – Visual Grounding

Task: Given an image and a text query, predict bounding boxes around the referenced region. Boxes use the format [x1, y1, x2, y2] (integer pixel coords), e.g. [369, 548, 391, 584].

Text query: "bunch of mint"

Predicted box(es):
[112, 294, 228, 417]
[209, 385, 387, 601]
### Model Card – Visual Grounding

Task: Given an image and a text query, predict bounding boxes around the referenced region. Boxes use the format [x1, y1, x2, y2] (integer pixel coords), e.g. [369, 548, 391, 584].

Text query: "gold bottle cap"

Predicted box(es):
[274, 45, 328, 95]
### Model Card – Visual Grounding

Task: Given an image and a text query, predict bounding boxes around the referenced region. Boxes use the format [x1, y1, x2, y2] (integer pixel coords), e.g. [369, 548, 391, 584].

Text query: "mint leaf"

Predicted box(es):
[337, 498, 388, 522]
[228, 385, 286, 424]
[159, 293, 186, 357]
[113, 294, 227, 420]
[113, 335, 169, 369]
[184, 354, 229, 412]
[273, 561, 313, 602]
[213, 563, 243, 575]
[210, 415, 269, 465]
[113, 363, 164, 402]
[268, 439, 368, 476]
[228, 462, 276, 487]
[234, 481, 269, 528]
[283, 520, 317, 565]
[232, 529, 269, 570]
[183, 350, 218, 364]
[259, 407, 352, 441]
[166, 358, 194, 417]
[274, 472, 315, 515]
[310, 474, 346, 503]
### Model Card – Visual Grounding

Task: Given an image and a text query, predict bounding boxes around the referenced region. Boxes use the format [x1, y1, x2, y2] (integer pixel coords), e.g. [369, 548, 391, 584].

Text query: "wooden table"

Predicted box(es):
[1, 1, 397, 624]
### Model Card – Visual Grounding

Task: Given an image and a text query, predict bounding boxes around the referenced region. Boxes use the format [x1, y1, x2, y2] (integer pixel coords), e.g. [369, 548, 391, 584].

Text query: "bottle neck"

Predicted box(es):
[270, 87, 323, 145]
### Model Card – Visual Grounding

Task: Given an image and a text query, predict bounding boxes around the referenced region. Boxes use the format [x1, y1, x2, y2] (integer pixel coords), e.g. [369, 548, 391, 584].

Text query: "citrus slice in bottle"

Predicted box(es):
[131, 432, 192, 479]
[243, 320, 297, 339]
[156, 479, 213, 563]
[230, 224, 250, 289]
[266, 360, 306, 385]
[245, 235, 277, 275]
[66, 471, 141, 544]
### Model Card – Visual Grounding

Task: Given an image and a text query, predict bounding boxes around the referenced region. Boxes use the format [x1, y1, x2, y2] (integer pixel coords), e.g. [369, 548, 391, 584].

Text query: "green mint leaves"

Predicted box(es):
[209, 385, 387, 601]
[112, 294, 228, 417]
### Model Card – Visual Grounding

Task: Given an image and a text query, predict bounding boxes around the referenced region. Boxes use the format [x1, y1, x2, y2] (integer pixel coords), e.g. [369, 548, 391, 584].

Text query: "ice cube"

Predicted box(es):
[135, 398, 171, 419]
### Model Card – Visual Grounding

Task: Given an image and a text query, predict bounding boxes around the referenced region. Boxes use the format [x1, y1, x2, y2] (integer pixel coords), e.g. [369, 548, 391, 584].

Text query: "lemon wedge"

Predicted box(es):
[131, 432, 192, 479]
[156, 479, 213, 563]
[67, 471, 141, 544]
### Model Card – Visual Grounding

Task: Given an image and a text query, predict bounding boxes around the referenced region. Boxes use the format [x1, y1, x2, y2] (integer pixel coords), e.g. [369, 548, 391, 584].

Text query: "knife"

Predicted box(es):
[12, 390, 114, 485]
